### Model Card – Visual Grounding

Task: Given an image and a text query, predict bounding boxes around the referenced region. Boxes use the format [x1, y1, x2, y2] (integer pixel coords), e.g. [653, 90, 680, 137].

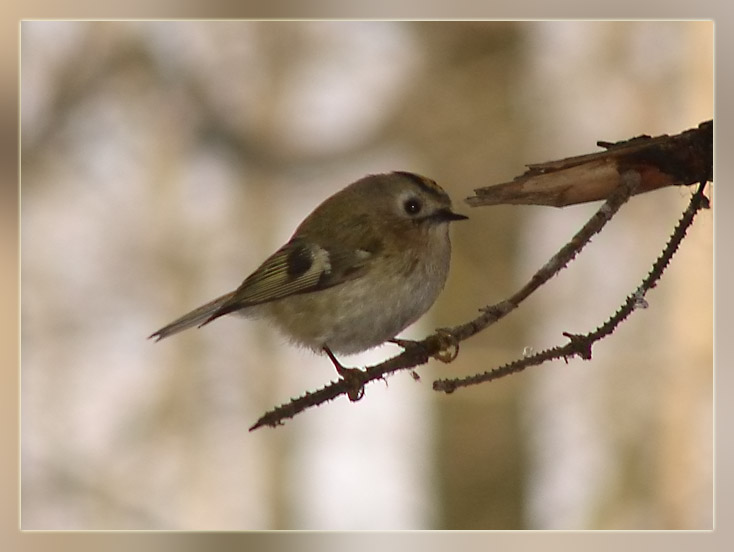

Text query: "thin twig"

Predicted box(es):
[433, 181, 709, 393]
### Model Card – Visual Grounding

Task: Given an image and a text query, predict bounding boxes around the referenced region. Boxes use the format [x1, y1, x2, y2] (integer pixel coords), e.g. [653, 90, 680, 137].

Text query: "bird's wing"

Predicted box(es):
[200, 238, 375, 324]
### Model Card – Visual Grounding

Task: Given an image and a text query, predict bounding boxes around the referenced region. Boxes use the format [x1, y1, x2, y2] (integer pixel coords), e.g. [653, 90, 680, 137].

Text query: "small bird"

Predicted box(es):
[150, 171, 467, 378]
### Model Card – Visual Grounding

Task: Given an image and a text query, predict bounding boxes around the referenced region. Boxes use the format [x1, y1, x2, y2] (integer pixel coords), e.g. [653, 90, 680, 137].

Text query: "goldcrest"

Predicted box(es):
[150, 171, 467, 376]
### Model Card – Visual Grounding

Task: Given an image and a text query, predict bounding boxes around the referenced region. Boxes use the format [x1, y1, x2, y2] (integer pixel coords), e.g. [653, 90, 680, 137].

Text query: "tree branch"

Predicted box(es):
[466, 120, 712, 207]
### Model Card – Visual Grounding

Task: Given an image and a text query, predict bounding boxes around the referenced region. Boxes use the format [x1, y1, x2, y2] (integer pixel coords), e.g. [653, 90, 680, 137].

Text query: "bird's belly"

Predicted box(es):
[263, 260, 447, 354]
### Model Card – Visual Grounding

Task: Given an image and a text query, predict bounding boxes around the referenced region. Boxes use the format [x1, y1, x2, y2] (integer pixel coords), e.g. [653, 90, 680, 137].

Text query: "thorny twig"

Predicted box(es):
[433, 181, 710, 393]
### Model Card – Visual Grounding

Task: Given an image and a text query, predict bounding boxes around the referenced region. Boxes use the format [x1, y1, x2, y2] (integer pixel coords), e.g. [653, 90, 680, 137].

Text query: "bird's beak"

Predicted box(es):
[436, 208, 469, 222]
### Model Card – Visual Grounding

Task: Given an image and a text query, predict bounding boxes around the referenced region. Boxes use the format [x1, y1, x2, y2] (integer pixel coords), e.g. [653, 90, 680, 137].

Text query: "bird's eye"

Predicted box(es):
[403, 197, 423, 215]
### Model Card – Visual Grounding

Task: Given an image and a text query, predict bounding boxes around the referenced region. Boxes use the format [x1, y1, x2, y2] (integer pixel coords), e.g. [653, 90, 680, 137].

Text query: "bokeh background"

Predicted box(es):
[20, 21, 712, 531]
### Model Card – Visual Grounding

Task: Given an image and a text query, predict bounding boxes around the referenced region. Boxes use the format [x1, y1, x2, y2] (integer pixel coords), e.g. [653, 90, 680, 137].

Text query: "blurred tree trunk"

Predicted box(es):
[395, 22, 528, 529]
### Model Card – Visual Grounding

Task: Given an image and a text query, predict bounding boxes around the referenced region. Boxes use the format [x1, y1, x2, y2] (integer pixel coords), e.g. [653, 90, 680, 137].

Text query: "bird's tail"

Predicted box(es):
[149, 291, 237, 342]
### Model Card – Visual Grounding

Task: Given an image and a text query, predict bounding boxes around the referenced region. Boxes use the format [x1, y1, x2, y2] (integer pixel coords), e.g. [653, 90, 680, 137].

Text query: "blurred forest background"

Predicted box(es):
[21, 21, 712, 530]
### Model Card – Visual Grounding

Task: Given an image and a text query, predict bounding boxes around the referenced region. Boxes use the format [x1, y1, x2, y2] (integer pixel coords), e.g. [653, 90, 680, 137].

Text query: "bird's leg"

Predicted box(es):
[323, 346, 364, 401]
[322, 346, 351, 377]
